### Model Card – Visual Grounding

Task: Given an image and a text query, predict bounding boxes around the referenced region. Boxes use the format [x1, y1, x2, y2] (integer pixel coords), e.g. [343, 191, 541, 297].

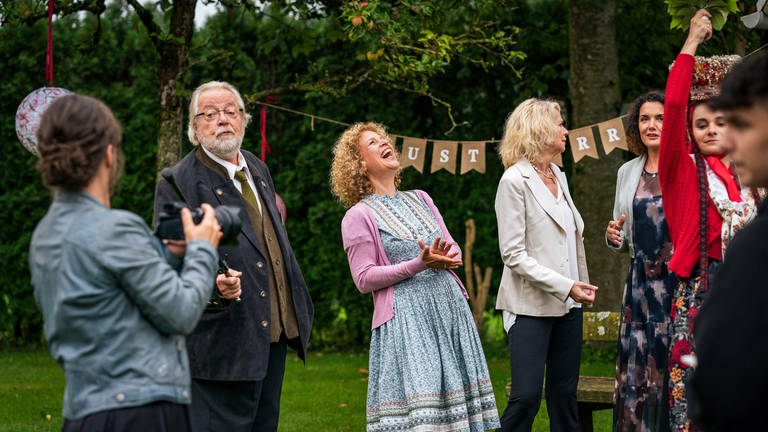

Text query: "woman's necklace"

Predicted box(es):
[533, 164, 556, 181]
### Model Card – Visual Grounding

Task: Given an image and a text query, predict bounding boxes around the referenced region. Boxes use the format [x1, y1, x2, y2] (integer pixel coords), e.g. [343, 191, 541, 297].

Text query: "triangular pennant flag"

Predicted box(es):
[399, 136, 427, 173]
[597, 117, 628, 155]
[568, 126, 599, 163]
[430, 140, 458, 174]
[459, 141, 486, 174]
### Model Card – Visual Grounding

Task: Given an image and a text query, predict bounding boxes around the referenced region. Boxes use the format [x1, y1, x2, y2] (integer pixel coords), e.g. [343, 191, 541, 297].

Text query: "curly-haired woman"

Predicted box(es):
[607, 90, 677, 432]
[331, 122, 500, 432]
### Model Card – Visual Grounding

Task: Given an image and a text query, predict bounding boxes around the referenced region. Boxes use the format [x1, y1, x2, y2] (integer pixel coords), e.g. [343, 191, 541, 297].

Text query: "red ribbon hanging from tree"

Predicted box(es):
[46, 0, 54, 85]
[259, 96, 279, 162]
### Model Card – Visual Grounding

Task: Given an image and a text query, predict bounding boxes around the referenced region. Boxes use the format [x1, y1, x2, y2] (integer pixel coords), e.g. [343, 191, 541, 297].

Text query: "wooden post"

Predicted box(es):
[464, 219, 492, 335]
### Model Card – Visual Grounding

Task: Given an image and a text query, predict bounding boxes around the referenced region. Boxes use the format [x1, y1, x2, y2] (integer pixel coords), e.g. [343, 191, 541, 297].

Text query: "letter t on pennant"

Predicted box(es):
[460, 141, 487, 174]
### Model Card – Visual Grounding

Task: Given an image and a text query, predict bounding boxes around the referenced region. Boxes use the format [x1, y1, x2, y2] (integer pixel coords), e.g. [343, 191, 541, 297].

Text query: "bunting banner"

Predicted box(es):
[431, 140, 458, 174]
[597, 117, 628, 154]
[399, 136, 427, 173]
[249, 100, 634, 175]
[568, 126, 599, 163]
[460, 141, 487, 174]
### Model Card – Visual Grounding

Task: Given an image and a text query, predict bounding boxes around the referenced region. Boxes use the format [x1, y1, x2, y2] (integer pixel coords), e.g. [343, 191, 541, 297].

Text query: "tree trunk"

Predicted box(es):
[155, 0, 196, 175]
[568, 0, 624, 311]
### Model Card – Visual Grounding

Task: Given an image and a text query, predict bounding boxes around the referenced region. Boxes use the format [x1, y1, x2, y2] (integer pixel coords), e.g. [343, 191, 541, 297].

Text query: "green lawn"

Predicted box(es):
[0, 351, 65, 432]
[0, 349, 614, 431]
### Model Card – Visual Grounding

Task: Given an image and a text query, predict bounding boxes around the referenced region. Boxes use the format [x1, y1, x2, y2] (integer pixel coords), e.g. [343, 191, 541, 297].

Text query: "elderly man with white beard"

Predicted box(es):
[154, 81, 313, 432]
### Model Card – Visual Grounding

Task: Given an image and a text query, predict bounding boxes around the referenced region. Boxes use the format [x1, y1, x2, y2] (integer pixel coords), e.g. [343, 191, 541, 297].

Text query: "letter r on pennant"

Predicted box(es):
[577, 136, 589, 150]
[607, 128, 619, 142]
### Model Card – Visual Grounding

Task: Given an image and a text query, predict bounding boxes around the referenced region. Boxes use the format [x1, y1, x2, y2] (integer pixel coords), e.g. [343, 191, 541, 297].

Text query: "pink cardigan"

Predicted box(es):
[341, 189, 467, 329]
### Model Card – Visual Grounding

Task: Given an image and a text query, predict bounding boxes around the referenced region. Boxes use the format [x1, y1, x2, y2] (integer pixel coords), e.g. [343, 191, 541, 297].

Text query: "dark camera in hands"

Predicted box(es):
[155, 202, 242, 245]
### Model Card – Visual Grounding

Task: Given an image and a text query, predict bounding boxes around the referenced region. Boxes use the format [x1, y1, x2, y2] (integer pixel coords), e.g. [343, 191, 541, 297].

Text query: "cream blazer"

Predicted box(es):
[495, 159, 590, 317]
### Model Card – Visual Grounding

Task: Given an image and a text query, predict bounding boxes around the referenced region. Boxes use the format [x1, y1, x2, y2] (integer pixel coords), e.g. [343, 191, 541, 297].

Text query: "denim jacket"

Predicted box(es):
[29, 191, 218, 420]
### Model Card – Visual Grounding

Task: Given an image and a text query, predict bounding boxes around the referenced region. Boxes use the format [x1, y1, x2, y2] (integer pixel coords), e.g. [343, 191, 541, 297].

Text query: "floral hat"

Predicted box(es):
[689, 54, 741, 100]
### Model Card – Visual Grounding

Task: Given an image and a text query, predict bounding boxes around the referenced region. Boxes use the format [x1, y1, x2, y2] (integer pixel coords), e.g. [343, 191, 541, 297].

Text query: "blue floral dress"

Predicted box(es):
[613, 171, 677, 432]
[363, 191, 499, 432]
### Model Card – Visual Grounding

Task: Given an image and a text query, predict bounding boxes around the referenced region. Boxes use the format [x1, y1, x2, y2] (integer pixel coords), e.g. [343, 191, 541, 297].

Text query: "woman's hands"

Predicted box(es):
[606, 214, 626, 247]
[418, 237, 462, 270]
[183, 203, 223, 248]
[569, 281, 598, 306]
[681, 9, 713, 55]
[165, 203, 223, 257]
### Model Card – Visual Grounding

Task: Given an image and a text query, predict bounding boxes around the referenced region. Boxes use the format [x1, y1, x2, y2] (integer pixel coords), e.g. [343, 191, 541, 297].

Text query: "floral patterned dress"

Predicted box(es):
[667, 261, 719, 432]
[614, 171, 677, 432]
[667, 166, 760, 432]
[364, 191, 500, 432]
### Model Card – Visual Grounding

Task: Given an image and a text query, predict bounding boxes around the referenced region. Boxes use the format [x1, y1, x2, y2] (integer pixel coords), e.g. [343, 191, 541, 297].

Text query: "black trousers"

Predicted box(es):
[499, 308, 583, 432]
[62, 401, 190, 432]
[189, 340, 287, 432]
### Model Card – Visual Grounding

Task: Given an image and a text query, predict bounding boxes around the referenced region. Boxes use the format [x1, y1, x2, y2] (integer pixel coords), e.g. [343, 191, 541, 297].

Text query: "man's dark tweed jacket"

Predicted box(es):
[155, 147, 313, 381]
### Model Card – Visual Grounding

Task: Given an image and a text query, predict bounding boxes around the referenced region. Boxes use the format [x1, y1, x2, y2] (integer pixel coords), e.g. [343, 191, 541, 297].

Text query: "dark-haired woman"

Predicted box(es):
[607, 90, 677, 432]
[659, 10, 761, 432]
[29, 94, 224, 431]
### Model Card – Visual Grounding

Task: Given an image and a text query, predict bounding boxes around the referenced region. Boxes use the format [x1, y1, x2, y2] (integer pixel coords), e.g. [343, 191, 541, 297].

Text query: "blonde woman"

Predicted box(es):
[331, 122, 499, 432]
[495, 99, 597, 431]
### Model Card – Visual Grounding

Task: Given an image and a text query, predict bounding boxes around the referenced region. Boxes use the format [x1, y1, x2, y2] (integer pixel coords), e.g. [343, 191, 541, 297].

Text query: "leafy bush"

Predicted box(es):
[3, 0, 761, 350]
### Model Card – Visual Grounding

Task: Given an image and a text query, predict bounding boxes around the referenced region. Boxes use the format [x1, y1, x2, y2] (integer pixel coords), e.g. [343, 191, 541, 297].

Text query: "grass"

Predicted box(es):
[0, 351, 65, 432]
[0, 348, 615, 432]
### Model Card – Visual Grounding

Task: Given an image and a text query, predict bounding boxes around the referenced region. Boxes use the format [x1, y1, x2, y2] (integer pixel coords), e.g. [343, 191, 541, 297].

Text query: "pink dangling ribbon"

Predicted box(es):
[46, 0, 54, 85]
[260, 96, 279, 162]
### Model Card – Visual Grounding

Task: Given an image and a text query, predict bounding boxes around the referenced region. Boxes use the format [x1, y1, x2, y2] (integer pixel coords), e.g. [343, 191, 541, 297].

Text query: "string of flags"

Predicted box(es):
[254, 100, 630, 175]
[396, 137, 488, 174]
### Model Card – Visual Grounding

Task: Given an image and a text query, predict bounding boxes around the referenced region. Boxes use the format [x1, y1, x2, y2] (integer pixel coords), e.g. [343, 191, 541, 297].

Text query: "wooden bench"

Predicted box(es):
[504, 311, 620, 432]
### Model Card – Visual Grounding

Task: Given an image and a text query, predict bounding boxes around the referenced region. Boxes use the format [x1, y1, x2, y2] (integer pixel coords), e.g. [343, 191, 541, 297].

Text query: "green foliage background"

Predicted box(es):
[1, 0, 764, 350]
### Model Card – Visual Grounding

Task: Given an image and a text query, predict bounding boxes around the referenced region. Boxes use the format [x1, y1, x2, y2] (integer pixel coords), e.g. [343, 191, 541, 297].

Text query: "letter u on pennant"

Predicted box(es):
[400, 136, 427, 173]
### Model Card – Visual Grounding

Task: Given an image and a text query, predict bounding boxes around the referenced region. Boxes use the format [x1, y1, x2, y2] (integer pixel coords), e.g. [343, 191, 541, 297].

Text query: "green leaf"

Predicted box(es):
[706, 0, 729, 8]
[710, 9, 727, 30]
[665, 0, 740, 32]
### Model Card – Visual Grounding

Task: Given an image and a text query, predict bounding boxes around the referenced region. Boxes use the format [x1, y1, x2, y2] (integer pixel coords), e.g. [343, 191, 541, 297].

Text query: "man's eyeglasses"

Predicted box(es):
[195, 107, 243, 122]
